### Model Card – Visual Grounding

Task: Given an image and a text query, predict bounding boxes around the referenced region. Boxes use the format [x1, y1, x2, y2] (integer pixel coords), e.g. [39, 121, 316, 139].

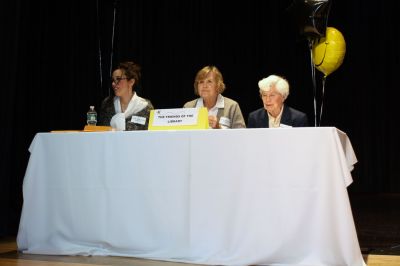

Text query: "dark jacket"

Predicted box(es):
[247, 106, 308, 128]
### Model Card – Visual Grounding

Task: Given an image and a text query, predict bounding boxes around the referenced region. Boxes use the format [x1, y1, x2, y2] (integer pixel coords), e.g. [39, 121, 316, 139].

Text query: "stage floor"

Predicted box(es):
[350, 192, 400, 255]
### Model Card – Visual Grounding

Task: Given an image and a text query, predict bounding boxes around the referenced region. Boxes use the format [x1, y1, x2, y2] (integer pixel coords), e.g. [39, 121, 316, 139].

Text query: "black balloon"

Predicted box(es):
[287, 0, 332, 39]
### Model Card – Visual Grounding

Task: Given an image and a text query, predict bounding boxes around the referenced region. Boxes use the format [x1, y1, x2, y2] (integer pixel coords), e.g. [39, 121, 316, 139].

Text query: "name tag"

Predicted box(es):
[279, 123, 292, 128]
[219, 117, 231, 128]
[131, 115, 146, 125]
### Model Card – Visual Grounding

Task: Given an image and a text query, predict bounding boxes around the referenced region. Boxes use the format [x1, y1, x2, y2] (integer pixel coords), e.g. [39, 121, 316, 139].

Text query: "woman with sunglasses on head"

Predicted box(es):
[98, 61, 154, 130]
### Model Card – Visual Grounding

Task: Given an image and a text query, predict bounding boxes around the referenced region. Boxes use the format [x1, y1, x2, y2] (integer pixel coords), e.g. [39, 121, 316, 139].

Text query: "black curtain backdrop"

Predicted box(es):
[1, 0, 399, 236]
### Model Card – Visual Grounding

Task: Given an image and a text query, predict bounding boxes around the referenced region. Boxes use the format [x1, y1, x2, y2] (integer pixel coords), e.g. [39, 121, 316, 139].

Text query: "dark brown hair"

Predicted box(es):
[118, 61, 141, 88]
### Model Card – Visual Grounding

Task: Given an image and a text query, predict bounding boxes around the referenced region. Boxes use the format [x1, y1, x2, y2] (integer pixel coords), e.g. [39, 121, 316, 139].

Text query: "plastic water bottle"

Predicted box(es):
[87, 106, 97, 125]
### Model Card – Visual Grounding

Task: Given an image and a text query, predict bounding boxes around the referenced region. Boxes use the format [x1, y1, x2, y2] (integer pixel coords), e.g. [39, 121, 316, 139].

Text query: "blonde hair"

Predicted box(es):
[258, 74, 290, 100]
[193, 66, 226, 95]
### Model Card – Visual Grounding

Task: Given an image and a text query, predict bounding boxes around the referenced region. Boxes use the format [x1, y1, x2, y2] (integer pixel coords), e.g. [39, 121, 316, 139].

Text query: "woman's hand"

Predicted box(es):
[208, 115, 220, 129]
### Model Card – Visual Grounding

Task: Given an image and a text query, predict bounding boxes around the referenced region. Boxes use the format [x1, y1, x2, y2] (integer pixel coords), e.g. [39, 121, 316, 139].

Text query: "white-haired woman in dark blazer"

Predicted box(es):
[248, 74, 308, 128]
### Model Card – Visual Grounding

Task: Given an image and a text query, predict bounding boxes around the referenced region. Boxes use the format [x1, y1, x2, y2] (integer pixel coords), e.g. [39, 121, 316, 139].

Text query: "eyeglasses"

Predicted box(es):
[260, 93, 279, 99]
[111, 77, 128, 84]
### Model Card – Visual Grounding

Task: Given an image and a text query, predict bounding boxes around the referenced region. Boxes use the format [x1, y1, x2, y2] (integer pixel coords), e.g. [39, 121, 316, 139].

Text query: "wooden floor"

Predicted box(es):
[1, 237, 400, 266]
[0, 236, 198, 266]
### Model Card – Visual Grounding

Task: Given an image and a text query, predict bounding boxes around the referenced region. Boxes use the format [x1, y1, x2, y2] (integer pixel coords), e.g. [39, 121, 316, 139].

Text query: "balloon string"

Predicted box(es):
[96, 0, 103, 93]
[319, 76, 326, 126]
[109, 1, 117, 97]
[308, 38, 318, 127]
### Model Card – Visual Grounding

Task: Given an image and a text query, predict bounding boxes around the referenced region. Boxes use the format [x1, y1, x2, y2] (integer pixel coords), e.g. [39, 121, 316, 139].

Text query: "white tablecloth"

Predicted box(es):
[17, 127, 365, 266]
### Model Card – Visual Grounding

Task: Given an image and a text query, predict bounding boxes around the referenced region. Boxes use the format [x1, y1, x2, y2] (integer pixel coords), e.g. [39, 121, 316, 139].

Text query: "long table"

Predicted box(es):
[17, 127, 365, 265]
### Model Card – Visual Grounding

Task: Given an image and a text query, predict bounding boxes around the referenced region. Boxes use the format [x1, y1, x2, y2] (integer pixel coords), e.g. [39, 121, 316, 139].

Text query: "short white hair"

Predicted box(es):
[258, 75, 290, 99]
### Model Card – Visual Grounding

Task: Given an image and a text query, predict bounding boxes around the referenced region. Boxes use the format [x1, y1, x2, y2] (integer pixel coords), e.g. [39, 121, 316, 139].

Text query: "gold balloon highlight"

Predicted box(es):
[312, 27, 346, 77]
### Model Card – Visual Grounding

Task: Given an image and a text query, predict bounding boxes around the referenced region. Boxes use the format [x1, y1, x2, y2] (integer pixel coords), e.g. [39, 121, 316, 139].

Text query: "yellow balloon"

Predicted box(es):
[312, 27, 346, 77]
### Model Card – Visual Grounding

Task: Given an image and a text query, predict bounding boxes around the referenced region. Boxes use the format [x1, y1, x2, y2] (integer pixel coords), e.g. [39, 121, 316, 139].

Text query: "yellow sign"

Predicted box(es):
[148, 107, 209, 130]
